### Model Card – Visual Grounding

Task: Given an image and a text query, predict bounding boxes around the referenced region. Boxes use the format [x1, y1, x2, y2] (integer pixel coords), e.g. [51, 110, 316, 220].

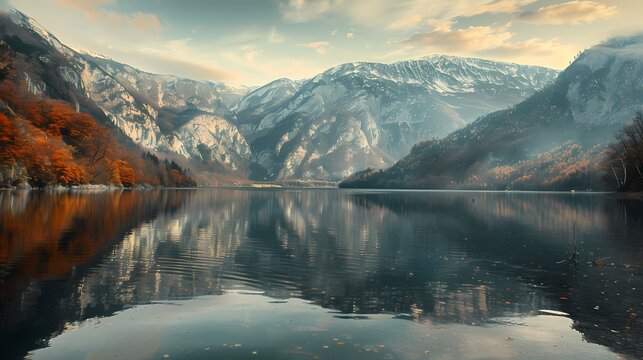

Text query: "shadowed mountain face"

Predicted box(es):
[238, 57, 558, 180]
[1, 190, 641, 359]
[340, 35, 643, 190]
[1, 10, 558, 182]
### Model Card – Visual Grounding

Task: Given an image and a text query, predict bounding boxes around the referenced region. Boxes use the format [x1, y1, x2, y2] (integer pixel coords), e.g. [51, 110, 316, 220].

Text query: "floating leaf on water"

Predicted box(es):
[593, 257, 611, 267]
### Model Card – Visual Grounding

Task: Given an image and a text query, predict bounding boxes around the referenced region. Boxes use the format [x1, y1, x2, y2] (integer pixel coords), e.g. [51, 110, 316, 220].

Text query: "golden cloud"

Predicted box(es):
[298, 40, 331, 54]
[56, 0, 161, 33]
[400, 23, 514, 52]
[520, 1, 619, 25]
[397, 21, 578, 68]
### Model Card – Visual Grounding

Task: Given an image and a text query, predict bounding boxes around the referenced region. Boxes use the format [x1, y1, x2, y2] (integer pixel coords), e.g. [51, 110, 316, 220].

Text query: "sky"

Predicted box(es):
[4, 0, 642, 86]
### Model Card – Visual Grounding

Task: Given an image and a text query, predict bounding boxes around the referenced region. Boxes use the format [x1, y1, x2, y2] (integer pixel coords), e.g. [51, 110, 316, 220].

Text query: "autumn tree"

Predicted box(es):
[111, 160, 137, 187]
[0, 112, 20, 164]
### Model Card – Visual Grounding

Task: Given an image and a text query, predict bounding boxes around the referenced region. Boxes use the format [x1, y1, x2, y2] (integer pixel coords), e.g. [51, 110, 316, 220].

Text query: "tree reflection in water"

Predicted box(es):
[0, 189, 641, 359]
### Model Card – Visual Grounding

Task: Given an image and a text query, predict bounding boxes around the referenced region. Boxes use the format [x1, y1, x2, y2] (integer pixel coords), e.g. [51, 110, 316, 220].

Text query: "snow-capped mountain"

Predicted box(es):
[233, 78, 303, 137]
[340, 35, 643, 190]
[239, 58, 558, 180]
[4, 9, 254, 175]
[2, 9, 559, 182]
[78, 54, 254, 170]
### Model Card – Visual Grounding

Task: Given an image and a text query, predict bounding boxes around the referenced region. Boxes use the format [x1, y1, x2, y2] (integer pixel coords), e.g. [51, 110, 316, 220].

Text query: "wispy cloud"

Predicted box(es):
[467, 0, 536, 16]
[56, 0, 161, 33]
[136, 38, 236, 80]
[400, 22, 514, 52]
[281, 0, 537, 29]
[268, 26, 286, 43]
[279, 0, 337, 23]
[519, 1, 618, 25]
[298, 40, 331, 54]
[396, 21, 577, 68]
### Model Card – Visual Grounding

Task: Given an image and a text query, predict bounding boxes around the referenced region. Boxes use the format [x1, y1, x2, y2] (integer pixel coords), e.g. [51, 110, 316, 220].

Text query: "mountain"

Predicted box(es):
[78, 53, 254, 171]
[238, 57, 558, 180]
[233, 78, 303, 137]
[1, 9, 559, 183]
[2, 10, 254, 178]
[0, 11, 203, 188]
[340, 35, 643, 190]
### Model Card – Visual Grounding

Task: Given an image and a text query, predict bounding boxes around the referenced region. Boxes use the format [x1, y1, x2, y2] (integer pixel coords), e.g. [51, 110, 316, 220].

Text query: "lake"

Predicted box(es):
[0, 189, 641, 360]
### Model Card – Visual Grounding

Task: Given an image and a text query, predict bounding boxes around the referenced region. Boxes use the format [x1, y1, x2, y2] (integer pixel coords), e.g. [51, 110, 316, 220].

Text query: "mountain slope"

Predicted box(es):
[3, 10, 253, 177]
[0, 40, 196, 188]
[2, 9, 560, 183]
[237, 57, 558, 180]
[340, 35, 643, 190]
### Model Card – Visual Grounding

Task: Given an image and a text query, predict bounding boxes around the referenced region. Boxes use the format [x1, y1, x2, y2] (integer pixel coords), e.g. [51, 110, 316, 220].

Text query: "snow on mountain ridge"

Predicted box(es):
[237, 56, 559, 180]
[3, 8, 562, 181]
[314, 57, 558, 94]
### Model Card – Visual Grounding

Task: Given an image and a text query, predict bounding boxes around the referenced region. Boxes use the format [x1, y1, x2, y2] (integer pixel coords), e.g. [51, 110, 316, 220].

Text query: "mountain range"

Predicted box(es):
[340, 35, 643, 190]
[0, 9, 558, 184]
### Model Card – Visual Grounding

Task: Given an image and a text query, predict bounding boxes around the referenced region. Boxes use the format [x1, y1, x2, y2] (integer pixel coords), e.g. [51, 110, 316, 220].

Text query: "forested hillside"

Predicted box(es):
[0, 41, 195, 188]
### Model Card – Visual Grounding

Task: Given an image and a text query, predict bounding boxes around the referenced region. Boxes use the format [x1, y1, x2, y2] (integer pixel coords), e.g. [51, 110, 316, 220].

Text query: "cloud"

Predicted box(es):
[56, 0, 112, 17]
[396, 21, 578, 68]
[284, 0, 537, 29]
[388, 14, 423, 29]
[135, 53, 235, 81]
[56, 0, 161, 33]
[467, 0, 536, 16]
[298, 40, 331, 54]
[279, 0, 337, 23]
[135, 37, 236, 81]
[330, 28, 354, 38]
[520, 1, 618, 25]
[400, 22, 514, 52]
[268, 26, 286, 43]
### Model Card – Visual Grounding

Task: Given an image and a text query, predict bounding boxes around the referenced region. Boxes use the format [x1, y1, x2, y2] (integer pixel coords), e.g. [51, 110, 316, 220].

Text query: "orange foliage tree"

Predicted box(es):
[110, 160, 137, 187]
[1, 74, 197, 187]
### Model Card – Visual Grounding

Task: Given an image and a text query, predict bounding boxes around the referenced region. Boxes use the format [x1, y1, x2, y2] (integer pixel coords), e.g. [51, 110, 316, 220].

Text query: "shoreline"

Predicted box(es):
[1, 185, 638, 197]
[610, 191, 643, 200]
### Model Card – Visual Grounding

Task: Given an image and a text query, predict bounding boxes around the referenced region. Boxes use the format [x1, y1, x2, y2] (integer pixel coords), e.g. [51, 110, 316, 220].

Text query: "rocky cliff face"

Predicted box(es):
[3, 9, 560, 181]
[236, 57, 557, 180]
[5, 9, 253, 176]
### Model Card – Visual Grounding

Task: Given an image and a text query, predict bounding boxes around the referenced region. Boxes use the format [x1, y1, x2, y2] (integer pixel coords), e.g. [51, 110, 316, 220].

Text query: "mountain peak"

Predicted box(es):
[9, 9, 60, 47]
[574, 33, 643, 72]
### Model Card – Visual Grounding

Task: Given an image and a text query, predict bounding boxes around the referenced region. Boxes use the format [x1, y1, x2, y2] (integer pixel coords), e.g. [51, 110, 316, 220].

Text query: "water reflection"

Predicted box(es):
[0, 189, 642, 359]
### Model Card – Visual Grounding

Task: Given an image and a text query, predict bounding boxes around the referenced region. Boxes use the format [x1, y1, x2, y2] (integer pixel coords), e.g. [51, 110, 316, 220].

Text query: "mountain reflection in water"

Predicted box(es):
[0, 189, 641, 359]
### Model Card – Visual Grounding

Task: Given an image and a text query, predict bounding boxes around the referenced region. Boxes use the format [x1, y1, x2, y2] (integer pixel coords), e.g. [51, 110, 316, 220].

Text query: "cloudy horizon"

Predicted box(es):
[4, 0, 642, 86]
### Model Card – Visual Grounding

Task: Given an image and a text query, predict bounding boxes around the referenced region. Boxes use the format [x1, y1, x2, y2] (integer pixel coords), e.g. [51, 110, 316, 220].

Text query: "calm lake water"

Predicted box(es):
[0, 189, 642, 360]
